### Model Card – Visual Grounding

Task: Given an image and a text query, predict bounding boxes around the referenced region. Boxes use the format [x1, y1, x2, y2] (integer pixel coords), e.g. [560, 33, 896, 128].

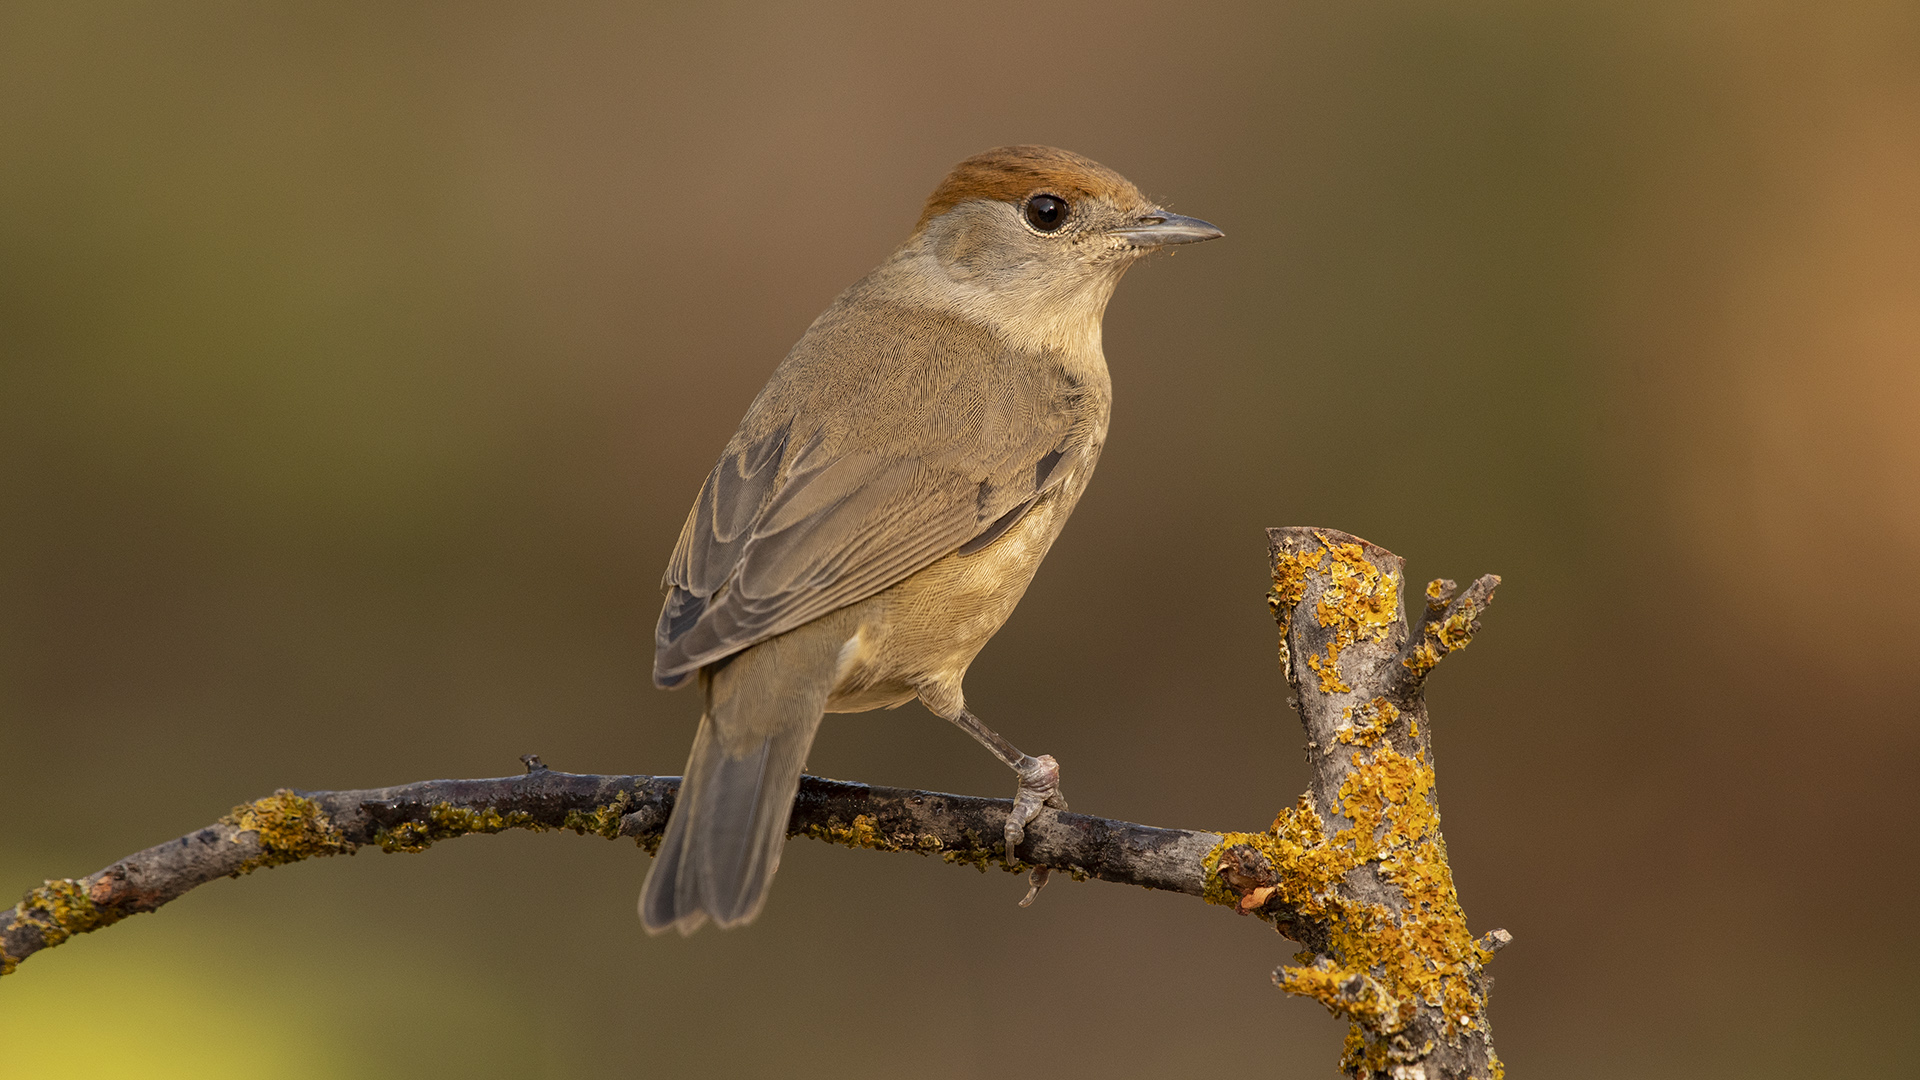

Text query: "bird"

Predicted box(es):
[640, 145, 1222, 934]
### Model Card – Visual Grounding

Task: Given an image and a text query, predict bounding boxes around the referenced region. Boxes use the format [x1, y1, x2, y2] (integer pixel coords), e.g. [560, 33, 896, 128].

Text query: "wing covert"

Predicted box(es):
[652, 304, 1097, 687]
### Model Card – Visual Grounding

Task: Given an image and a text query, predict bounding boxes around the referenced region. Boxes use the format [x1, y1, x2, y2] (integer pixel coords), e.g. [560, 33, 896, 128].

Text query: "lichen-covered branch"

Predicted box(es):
[3, 528, 1507, 1080]
[0, 758, 1220, 976]
[1201, 528, 1505, 1079]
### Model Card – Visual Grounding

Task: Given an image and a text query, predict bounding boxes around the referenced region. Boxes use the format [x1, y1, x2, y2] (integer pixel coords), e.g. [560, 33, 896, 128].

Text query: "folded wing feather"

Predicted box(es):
[653, 305, 1085, 687]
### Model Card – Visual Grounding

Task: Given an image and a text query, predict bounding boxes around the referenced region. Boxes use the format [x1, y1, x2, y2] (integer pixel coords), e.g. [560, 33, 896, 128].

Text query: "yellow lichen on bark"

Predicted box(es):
[1432, 604, 1479, 652]
[222, 790, 356, 871]
[560, 792, 634, 839]
[1269, 542, 1326, 674]
[1274, 534, 1400, 695]
[2, 878, 126, 974]
[1403, 639, 1443, 677]
[1315, 536, 1399, 649]
[806, 814, 948, 858]
[1267, 545, 1324, 628]
[1206, 744, 1492, 1071]
[374, 802, 542, 853]
[1287, 746, 1490, 1047]
[1336, 698, 1400, 749]
[1307, 643, 1354, 694]
[1405, 586, 1482, 678]
[805, 813, 893, 850]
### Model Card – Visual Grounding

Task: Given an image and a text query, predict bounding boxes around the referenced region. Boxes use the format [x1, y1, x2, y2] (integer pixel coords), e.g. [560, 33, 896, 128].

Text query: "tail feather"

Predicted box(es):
[640, 638, 832, 934]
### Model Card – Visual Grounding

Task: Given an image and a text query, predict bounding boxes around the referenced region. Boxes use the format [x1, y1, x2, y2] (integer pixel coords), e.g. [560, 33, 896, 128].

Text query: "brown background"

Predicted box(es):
[3, 2, 1917, 1077]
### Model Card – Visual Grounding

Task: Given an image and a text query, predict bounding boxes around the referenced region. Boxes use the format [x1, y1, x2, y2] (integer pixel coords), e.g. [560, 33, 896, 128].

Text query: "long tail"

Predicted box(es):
[640, 636, 833, 935]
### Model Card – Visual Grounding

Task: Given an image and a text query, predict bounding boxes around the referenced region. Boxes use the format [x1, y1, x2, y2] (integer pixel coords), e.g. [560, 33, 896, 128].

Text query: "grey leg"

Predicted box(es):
[948, 709, 1069, 855]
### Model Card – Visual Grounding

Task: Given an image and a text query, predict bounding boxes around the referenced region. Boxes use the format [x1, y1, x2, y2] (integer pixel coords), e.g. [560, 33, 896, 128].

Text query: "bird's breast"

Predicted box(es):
[823, 470, 1090, 714]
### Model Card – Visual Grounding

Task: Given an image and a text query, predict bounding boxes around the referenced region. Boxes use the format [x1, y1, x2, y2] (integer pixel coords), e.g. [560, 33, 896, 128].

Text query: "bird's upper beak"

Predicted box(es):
[1107, 209, 1225, 247]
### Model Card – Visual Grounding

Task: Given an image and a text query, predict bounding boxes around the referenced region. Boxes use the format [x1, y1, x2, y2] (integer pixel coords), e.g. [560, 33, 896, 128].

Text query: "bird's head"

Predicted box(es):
[894, 145, 1222, 353]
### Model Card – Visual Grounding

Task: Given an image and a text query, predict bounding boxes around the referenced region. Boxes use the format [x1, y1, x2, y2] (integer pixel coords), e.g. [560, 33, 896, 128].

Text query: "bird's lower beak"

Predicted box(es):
[1107, 210, 1225, 247]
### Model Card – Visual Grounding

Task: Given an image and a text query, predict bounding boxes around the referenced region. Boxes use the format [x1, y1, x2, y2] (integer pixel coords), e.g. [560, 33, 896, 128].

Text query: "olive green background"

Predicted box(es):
[3, 2, 1916, 1076]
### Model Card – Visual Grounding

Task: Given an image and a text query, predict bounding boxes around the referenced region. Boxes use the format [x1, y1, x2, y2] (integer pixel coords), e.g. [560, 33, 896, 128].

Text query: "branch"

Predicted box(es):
[3, 528, 1507, 1079]
[0, 758, 1220, 976]
[1209, 527, 1506, 1078]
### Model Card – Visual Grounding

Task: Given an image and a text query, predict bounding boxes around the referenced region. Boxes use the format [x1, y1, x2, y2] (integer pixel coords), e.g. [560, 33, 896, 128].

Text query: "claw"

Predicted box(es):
[1006, 753, 1064, 854]
[1018, 865, 1052, 907]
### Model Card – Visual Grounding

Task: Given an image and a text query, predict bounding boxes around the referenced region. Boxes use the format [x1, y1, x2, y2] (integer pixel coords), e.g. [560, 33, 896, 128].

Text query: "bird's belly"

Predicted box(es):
[823, 490, 1073, 714]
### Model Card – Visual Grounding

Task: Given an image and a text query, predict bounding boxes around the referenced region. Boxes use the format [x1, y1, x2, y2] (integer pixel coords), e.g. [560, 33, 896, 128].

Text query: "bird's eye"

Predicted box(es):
[1024, 194, 1069, 232]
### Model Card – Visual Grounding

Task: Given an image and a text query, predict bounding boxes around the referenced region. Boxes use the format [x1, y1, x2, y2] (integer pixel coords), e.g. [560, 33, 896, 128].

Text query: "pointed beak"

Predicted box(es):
[1107, 209, 1225, 248]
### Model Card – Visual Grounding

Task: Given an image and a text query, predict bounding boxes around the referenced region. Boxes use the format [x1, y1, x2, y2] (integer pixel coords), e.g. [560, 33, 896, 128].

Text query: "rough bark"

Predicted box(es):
[2, 528, 1505, 1079]
[0, 764, 1220, 977]
[1206, 527, 1505, 1078]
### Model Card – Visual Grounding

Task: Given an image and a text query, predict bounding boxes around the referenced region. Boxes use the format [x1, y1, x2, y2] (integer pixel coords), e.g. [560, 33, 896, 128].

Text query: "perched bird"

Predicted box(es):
[641, 145, 1222, 934]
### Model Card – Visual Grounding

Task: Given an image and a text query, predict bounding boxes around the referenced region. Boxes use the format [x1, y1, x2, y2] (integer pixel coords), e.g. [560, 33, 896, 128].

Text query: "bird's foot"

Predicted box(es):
[1005, 753, 1067, 854]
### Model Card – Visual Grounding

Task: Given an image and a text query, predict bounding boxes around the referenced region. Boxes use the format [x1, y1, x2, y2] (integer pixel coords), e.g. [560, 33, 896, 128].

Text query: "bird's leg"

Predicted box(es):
[948, 709, 1068, 855]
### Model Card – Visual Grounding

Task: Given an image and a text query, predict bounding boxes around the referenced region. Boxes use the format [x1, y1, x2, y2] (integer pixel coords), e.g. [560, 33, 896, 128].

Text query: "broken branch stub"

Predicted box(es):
[1206, 527, 1504, 1080]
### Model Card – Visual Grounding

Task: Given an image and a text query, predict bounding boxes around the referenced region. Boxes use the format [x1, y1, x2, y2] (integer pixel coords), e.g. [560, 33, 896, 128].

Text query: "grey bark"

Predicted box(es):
[1254, 527, 1503, 1078]
[0, 764, 1220, 976]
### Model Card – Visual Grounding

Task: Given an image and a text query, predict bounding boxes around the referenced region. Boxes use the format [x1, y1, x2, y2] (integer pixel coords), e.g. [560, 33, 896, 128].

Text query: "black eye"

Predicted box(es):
[1024, 194, 1068, 232]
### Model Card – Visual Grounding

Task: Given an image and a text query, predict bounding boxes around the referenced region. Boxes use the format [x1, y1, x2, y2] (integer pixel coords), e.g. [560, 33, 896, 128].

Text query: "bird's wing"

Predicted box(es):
[652, 308, 1095, 687]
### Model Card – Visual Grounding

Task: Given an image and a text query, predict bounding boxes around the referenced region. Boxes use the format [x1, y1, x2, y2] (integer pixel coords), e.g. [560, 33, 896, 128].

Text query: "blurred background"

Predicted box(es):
[3, 2, 1916, 1076]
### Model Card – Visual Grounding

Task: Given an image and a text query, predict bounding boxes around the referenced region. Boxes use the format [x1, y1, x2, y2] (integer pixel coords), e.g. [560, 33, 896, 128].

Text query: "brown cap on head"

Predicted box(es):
[916, 145, 1148, 232]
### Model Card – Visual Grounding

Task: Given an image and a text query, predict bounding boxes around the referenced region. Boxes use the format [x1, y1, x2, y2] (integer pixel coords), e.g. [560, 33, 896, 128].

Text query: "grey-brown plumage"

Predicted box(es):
[641, 146, 1221, 934]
